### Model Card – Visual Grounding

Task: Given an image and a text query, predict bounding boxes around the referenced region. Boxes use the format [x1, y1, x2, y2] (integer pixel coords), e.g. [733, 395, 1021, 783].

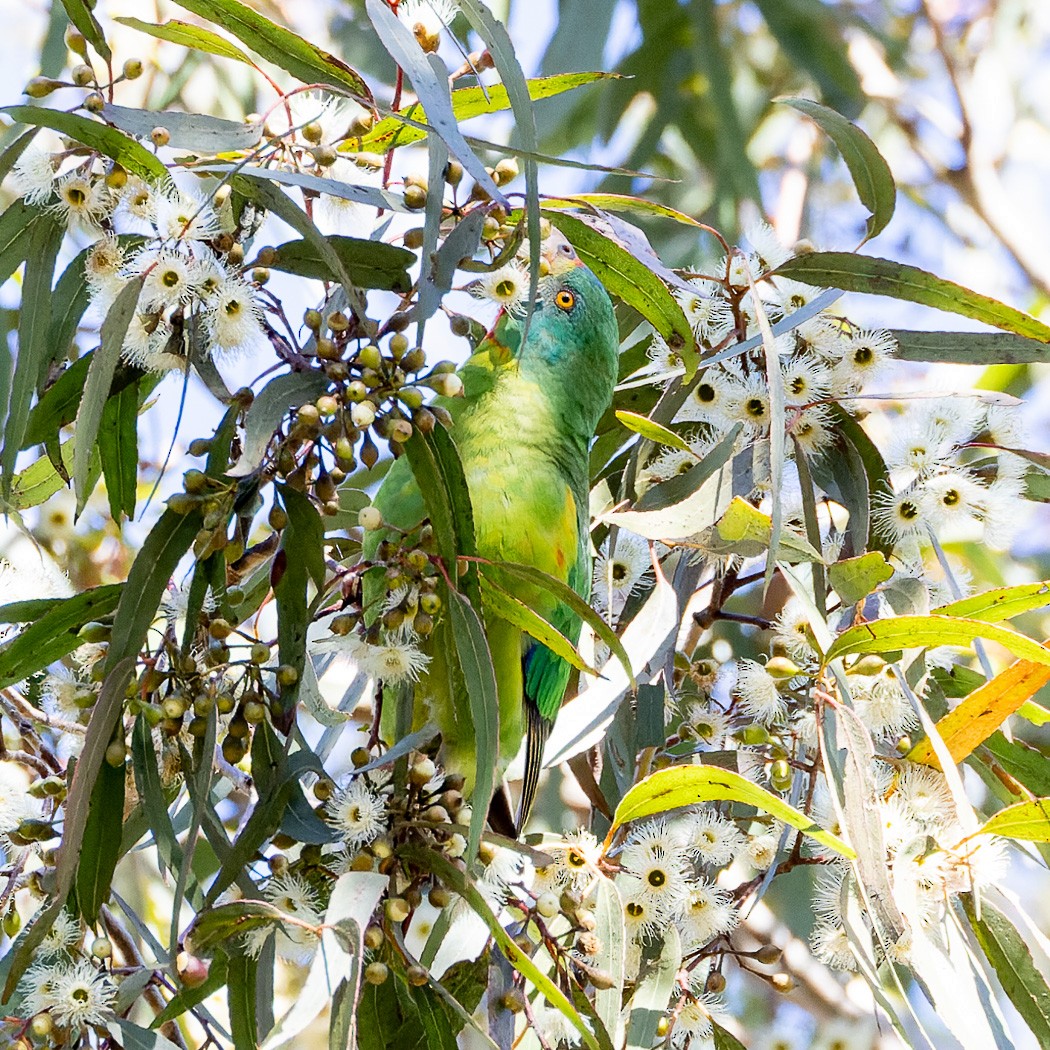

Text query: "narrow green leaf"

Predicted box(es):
[0, 584, 122, 689]
[270, 236, 413, 291]
[713, 1023, 749, 1050]
[60, 0, 111, 60]
[107, 1019, 183, 1050]
[632, 423, 741, 514]
[892, 329, 1050, 365]
[481, 561, 635, 689]
[0, 200, 38, 286]
[829, 552, 894, 606]
[103, 102, 262, 154]
[131, 716, 186, 891]
[105, 507, 204, 672]
[218, 164, 410, 213]
[964, 895, 1050, 1047]
[611, 765, 855, 858]
[73, 280, 141, 512]
[115, 16, 253, 64]
[2, 106, 167, 182]
[825, 615, 1050, 668]
[75, 756, 125, 924]
[615, 410, 691, 453]
[779, 97, 895, 240]
[24, 354, 142, 450]
[592, 874, 625, 1046]
[934, 582, 1050, 623]
[271, 483, 315, 732]
[228, 951, 259, 1050]
[447, 590, 499, 861]
[361, 73, 614, 154]
[98, 380, 140, 520]
[1, 213, 62, 495]
[479, 574, 597, 676]
[774, 252, 1050, 343]
[546, 210, 697, 377]
[169, 0, 371, 99]
[625, 926, 680, 1050]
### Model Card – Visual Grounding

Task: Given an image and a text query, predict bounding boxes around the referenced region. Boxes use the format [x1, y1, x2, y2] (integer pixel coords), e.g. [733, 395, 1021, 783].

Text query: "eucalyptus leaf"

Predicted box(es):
[103, 102, 262, 153]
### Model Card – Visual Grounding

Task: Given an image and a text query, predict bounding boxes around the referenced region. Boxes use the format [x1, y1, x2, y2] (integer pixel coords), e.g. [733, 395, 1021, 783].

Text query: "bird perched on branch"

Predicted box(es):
[362, 237, 619, 834]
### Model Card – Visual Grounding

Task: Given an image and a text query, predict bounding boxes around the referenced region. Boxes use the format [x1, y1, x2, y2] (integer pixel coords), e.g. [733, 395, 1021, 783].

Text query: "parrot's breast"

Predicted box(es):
[456, 371, 584, 592]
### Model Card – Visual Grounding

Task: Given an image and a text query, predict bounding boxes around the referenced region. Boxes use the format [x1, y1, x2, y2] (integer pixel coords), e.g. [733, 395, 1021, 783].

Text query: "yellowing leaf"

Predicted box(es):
[933, 581, 1050, 623]
[705, 496, 823, 564]
[615, 411, 691, 452]
[610, 765, 855, 859]
[977, 798, 1050, 842]
[825, 616, 1050, 668]
[909, 653, 1050, 768]
[828, 551, 894, 606]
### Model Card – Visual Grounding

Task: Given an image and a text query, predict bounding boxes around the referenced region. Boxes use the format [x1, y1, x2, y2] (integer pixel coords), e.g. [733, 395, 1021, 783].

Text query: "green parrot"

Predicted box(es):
[362, 242, 619, 833]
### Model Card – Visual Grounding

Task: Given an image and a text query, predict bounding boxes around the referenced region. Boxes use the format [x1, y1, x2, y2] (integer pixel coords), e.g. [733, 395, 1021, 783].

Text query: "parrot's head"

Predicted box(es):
[519, 253, 619, 434]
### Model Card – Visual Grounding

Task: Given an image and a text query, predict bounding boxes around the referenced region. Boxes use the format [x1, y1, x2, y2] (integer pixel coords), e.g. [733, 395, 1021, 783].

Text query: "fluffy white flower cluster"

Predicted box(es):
[10, 150, 267, 374]
[20, 956, 117, 1030]
[639, 223, 896, 492]
[809, 763, 1006, 973]
[874, 398, 1028, 561]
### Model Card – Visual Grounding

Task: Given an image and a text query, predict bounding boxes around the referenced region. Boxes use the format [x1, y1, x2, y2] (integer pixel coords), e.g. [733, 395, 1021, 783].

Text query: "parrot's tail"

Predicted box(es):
[516, 702, 551, 835]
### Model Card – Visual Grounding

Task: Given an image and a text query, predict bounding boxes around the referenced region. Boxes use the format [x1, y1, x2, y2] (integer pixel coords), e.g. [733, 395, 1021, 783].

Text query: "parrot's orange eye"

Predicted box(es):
[554, 289, 576, 311]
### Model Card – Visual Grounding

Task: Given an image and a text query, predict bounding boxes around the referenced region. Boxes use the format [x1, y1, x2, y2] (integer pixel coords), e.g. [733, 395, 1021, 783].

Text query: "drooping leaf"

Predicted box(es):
[60, 0, 112, 60]
[71, 281, 141, 511]
[543, 193, 713, 230]
[479, 574, 597, 676]
[1, 212, 62, 495]
[826, 615, 1050, 669]
[481, 562, 634, 689]
[102, 102, 263, 154]
[615, 411, 691, 453]
[169, 0, 372, 99]
[892, 329, 1050, 365]
[0, 584, 122, 689]
[703, 496, 824, 564]
[446, 589, 499, 861]
[624, 925, 680, 1050]
[2, 106, 167, 182]
[779, 97, 895, 240]
[610, 765, 855, 858]
[8, 437, 74, 509]
[97, 379, 141, 520]
[964, 895, 1050, 1047]
[774, 252, 1050, 343]
[271, 484, 322, 731]
[400, 846, 601, 1050]
[115, 16, 254, 64]
[910, 657, 1050, 770]
[269, 236, 413, 291]
[227, 370, 329, 478]
[75, 755, 126, 924]
[217, 164, 410, 213]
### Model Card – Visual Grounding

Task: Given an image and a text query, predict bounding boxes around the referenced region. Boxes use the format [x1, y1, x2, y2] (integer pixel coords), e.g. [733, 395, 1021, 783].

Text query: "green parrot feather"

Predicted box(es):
[363, 251, 618, 833]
